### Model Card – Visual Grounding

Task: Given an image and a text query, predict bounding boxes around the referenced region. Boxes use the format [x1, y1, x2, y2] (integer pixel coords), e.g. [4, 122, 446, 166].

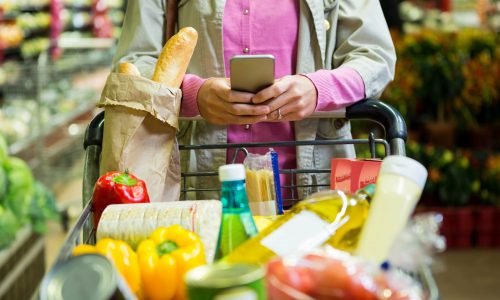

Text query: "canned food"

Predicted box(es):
[40, 254, 120, 300]
[185, 263, 266, 300]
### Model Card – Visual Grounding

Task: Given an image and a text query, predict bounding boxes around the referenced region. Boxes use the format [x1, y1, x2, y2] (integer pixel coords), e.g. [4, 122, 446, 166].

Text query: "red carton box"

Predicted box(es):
[331, 159, 382, 194]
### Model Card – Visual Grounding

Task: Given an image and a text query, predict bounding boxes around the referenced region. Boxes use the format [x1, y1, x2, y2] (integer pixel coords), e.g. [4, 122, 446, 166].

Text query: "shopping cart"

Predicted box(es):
[44, 99, 440, 300]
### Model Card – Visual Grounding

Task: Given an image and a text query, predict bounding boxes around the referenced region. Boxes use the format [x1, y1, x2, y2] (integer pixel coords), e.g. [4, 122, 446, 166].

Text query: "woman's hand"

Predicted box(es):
[251, 75, 317, 121]
[197, 77, 271, 125]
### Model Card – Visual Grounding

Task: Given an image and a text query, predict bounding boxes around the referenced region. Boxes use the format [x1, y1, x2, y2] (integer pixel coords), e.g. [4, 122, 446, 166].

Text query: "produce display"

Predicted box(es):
[0, 78, 99, 147]
[17, 12, 51, 33]
[0, 134, 59, 249]
[0, 23, 24, 49]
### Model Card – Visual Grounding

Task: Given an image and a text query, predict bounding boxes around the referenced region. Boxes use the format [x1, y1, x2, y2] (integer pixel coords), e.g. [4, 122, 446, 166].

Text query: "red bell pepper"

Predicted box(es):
[92, 171, 150, 229]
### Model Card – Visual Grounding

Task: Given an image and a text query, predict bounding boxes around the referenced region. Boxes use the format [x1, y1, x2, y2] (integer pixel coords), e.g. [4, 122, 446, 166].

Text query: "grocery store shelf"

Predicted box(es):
[24, 27, 51, 39]
[0, 227, 45, 300]
[64, 5, 92, 11]
[64, 23, 92, 32]
[1, 46, 21, 57]
[9, 101, 96, 158]
[0, 13, 18, 21]
[19, 5, 51, 13]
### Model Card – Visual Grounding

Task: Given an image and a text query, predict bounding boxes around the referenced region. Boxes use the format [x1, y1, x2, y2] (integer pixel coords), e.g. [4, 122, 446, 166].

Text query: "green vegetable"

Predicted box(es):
[29, 181, 60, 233]
[4, 157, 34, 224]
[0, 204, 19, 249]
[0, 166, 8, 201]
[0, 134, 8, 164]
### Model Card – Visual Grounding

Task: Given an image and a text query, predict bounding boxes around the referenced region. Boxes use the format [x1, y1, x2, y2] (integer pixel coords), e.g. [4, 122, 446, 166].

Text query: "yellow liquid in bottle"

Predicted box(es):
[222, 189, 370, 265]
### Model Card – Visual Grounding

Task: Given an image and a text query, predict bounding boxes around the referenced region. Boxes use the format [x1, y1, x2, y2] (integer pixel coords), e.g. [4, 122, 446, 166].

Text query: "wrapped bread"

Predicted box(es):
[100, 27, 199, 202]
[96, 201, 221, 262]
[118, 62, 141, 76]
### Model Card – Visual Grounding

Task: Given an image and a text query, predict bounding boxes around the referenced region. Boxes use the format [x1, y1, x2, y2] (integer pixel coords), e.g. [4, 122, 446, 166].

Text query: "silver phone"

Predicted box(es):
[230, 54, 275, 93]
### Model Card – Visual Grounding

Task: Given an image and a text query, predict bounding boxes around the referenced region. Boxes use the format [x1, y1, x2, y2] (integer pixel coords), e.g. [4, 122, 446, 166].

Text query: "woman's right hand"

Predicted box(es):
[197, 77, 270, 125]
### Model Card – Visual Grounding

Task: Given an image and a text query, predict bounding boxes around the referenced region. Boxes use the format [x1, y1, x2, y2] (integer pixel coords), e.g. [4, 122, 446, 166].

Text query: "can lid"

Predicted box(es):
[40, 254, 117, 300]
[379, 155, 428, 189]
[219, 164, 246, 182]
[185, 263, 264, 288]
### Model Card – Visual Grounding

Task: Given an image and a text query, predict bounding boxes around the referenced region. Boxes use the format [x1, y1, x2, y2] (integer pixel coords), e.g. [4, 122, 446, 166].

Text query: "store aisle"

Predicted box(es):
[434, 250, 500, 300]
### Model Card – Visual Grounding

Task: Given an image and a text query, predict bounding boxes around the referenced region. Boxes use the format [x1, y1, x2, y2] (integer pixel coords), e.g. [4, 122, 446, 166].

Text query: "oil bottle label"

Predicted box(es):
[260, 210, 329, 257]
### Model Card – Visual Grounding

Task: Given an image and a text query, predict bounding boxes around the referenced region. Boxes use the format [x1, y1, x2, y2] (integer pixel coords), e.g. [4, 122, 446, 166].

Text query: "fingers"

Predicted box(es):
[226, 103, 270, 116]
[212, 78, 256, 104]
[266, 94, 314, 122]
[251, 76, 292, 104]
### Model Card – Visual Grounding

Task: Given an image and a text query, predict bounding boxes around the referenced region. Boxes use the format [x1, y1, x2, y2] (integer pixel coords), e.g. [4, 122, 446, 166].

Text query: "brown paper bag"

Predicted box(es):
[98, 73, 181, 202]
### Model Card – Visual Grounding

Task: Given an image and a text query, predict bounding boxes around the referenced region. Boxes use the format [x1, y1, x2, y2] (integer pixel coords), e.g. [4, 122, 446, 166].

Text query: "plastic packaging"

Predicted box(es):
[244, 150, 283, 215]
[388, 213, 446, 272]
[266, 247, 424, 300]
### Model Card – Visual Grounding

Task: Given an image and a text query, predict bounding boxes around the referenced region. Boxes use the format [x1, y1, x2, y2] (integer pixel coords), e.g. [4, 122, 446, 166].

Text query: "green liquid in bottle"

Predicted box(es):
[215, 179, 258, 260]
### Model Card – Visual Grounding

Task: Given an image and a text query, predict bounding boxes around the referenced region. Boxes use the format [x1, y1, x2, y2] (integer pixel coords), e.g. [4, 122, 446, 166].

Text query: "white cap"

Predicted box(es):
[219, 164, 246, 182]
[379, 155, 428, 189]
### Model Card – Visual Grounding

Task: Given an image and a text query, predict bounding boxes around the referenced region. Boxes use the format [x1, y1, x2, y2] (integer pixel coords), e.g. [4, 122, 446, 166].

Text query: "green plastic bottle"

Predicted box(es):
[214, 164, 258, 260]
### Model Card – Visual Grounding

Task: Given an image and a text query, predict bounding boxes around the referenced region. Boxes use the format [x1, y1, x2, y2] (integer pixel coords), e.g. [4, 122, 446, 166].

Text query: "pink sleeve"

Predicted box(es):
[180, 74, 207, 117]
[303, 67, 366, 112]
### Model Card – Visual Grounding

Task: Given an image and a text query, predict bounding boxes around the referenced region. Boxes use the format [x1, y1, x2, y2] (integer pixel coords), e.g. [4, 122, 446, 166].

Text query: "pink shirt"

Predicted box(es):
[180, 0, 365, 198]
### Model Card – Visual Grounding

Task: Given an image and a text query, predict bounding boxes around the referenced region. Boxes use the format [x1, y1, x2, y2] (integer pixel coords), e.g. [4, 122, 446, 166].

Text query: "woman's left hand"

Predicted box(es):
[251, 75, 317, 121]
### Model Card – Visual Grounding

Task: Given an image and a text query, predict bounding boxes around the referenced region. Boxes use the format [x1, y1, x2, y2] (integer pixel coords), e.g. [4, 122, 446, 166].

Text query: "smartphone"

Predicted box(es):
[230, 54, 275, 93]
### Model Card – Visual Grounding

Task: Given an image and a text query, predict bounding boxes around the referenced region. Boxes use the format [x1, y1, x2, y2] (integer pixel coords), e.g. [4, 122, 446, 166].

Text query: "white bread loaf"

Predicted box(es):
[152, 27, 198, 87]
[118, 62, 141, 76]
[96, 201, 221, 262]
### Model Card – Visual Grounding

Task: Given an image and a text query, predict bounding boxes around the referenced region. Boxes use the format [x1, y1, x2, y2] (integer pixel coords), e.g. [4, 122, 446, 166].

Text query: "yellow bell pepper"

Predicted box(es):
[72, 238, 142, 298]
[137, 225, 206, 300]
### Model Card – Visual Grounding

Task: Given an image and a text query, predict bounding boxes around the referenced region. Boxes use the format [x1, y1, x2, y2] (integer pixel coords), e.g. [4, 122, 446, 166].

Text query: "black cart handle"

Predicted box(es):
[84, 99, 407, 153]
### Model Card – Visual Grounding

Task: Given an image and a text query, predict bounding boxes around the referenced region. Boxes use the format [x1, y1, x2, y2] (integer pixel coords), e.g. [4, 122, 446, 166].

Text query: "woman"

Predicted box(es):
[113, 0, 396, 200]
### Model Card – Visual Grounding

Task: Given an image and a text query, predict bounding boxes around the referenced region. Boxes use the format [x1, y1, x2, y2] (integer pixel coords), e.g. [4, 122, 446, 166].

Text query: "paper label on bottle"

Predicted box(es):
[260, 210, 330, 257]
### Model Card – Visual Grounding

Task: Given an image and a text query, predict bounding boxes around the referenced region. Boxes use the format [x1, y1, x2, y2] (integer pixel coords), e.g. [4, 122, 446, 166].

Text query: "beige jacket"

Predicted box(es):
[113, 0, 396, 199]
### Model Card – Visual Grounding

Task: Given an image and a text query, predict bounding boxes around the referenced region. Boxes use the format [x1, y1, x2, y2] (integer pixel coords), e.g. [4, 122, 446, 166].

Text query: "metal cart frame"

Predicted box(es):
[46, 99, 439, 300]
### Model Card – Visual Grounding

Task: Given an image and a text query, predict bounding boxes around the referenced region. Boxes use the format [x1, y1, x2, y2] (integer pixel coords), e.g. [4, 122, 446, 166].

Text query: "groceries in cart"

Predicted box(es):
[266, 248, 423, 300]
[331, 158, 382, 194]
[215, 164, 259, 260]
[92, 170, 150, 229]
[98, 27, 198, 204]
[244, 150, 283, 216]
[42, 153, 447, 300]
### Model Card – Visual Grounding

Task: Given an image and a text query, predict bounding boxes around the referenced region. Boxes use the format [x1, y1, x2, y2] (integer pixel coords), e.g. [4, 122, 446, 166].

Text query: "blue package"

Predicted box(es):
[270, 150, 283, 214]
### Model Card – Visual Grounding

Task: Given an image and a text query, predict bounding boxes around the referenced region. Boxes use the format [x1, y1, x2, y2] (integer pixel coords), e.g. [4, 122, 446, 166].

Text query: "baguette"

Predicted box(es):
[118, 62, 141, 76]
[152, 27, 198, 87]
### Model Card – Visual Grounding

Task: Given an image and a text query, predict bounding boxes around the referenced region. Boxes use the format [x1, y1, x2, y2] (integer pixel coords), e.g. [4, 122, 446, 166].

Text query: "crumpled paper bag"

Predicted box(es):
[98, 72, 181, 202]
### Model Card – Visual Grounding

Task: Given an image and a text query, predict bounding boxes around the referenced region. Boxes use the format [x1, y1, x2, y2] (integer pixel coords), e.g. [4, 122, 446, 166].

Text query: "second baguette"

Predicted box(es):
[118, 62, 141, 76]
[152, 27, 198, 87]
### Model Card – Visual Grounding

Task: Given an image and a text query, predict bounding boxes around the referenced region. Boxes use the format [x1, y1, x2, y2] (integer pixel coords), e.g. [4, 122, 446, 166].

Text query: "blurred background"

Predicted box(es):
[0, 0, 498, 299]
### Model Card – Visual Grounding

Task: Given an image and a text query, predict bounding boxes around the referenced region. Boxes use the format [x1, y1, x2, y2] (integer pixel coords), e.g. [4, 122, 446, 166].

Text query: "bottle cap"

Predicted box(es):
[379, 155, 428, 189]
[359, 184, 376, 198]
[219, 164, 246, 182]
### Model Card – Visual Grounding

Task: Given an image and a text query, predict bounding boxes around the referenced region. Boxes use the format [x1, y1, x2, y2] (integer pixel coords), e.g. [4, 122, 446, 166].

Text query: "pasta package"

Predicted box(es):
[244, 150, 283, 216]
[96, 200, 221, 263]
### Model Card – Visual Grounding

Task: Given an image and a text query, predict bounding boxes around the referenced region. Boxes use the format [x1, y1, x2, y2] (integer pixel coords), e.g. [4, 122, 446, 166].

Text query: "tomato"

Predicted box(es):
[266, 259, 315, 299]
